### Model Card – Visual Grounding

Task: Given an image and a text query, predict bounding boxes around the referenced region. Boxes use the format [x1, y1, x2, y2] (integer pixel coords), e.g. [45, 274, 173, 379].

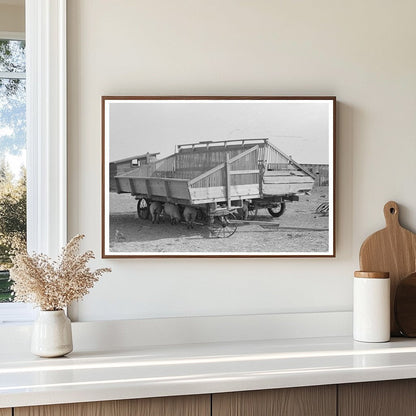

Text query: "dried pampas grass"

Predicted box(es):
[10, 234, 111, 311]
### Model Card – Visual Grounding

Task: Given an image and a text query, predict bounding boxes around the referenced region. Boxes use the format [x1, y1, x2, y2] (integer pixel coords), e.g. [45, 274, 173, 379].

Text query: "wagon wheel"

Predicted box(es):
[268, 202, 286, 218]
[208, 214, 237, 238]
[137, 198, 149, 220]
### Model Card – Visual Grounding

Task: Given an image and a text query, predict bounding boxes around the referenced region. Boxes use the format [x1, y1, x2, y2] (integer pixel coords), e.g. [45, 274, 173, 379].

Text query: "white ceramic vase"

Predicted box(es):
[31, 310, 73, 357]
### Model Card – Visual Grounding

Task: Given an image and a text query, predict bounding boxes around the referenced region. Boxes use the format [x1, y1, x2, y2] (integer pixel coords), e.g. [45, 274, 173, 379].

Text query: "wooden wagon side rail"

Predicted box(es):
[189, 146, 261, 208]
[228, 145, 260, 165]
[188, 163, 225, 186]
[226, 145, 260, 208]
[189, 145, 260, 187]
[267, 141, 315, 179]
[177, 138, 267, 151]
[115, 175, 191, 203]
[116, 176, 190, 184]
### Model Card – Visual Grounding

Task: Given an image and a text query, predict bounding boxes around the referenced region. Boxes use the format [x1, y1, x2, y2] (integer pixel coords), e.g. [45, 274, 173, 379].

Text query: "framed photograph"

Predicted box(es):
[102, 96, 336, 258]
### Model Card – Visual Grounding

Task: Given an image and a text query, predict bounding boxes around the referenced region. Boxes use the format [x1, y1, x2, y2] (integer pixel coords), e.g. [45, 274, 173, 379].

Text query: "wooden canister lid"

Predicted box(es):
[354, 271, 389, 279]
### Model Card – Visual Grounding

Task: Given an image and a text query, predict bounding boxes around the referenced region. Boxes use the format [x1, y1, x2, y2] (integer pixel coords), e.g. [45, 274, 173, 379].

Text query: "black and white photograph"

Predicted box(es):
[102, 97, 335, 257]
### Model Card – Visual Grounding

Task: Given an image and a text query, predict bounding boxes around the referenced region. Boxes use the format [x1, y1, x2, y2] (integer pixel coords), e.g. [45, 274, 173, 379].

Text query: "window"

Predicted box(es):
[0, 1, 67, 324]
[0, 33, 34, 322]
[0, 36, 26, 303]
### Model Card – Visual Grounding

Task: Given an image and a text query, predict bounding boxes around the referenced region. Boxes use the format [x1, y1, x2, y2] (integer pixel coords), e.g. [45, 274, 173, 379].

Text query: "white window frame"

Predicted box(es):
[0, 31, 32, 323]
[26, 0, 67, 257]
[0, 0, 67, 324]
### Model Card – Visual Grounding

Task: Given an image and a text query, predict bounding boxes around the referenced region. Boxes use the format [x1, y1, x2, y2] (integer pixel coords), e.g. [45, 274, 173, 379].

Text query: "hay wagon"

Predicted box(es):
[113, 139, 315, 237]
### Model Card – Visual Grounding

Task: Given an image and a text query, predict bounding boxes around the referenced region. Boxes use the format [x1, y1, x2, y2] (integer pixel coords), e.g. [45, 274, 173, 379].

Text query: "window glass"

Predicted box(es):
[0, 39, 26, 303]
[0, 40, 26, 72]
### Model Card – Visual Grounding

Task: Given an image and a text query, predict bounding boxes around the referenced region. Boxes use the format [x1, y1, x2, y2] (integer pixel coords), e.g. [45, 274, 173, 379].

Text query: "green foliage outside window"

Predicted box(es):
[0, 163, 26, 302]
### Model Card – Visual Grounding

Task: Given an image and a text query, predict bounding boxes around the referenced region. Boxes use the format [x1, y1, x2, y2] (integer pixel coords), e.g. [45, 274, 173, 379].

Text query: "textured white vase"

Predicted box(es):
[31, 310, 73, 357]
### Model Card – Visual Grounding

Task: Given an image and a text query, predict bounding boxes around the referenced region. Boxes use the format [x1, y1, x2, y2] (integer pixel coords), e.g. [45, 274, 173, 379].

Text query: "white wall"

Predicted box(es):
[0, 3, 24, 33]
[67, 0, 416, 322]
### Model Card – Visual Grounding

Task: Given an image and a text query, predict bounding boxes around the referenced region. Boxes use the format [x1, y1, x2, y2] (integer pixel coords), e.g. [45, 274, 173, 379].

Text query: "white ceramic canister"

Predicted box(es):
[353, 271, 390, 342]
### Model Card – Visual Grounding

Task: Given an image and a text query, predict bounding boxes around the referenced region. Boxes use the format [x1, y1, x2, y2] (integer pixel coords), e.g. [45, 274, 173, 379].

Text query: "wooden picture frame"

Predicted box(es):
[102, 96, 336, 258]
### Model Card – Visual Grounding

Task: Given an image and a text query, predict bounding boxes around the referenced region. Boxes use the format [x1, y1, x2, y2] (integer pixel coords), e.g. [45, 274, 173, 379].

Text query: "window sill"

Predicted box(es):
[0, 303, 36, 324]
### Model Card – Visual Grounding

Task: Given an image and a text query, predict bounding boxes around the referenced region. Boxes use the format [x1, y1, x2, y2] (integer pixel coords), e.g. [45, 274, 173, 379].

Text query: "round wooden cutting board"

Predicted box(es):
[359, 201, 416, 336]
[395, 273, 416, 337]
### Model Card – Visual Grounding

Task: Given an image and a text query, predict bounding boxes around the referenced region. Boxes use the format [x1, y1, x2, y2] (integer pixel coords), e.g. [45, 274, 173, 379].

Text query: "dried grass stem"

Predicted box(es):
[10, 234, 111, 310]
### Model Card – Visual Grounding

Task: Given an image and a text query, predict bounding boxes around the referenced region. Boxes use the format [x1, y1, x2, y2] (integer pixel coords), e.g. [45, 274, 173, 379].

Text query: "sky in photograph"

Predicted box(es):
[108, 100, 332, 165]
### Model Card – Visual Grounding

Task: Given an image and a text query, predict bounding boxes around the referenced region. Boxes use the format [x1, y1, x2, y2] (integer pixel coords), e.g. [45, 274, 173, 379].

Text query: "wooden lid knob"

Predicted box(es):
[354, 271, 390, 279]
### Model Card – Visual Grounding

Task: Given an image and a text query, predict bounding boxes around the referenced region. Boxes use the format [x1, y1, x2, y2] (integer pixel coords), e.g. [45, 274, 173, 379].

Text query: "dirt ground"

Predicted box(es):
[108, 186, 330, 254]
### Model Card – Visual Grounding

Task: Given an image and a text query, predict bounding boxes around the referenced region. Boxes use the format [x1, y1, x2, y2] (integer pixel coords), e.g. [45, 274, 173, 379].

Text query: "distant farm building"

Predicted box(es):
[110, 152, 159, 192]
[301, 164, 329, 186]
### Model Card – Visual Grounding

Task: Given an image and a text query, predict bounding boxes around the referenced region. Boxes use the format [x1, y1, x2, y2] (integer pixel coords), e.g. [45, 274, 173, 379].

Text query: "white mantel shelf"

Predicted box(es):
[2, 336, 416, 409]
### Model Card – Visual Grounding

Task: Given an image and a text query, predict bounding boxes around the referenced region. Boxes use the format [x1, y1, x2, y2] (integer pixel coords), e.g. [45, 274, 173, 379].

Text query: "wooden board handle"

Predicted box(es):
[384, 201, 400, 228]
